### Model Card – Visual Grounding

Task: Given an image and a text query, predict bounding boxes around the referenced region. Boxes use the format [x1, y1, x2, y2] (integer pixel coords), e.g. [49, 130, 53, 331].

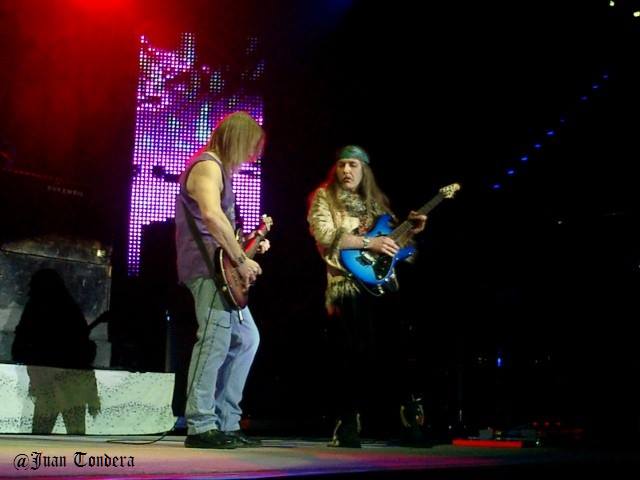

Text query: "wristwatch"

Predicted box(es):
[362, 236, 370, 249]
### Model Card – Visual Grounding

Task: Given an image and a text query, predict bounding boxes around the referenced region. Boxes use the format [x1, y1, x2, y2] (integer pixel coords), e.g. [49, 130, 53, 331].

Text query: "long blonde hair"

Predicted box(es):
[206, 112, 264, 173]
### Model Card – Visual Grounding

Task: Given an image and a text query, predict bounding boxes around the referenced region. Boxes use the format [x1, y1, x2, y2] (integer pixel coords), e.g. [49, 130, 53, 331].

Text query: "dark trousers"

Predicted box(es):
[327, 293, 378, 420]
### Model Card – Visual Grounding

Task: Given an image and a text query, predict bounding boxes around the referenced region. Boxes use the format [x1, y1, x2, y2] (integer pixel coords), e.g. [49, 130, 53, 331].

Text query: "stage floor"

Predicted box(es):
[1, 434, 637, 479]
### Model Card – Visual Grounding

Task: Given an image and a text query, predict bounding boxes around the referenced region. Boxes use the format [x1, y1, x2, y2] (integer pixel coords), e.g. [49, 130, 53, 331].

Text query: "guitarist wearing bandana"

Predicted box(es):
[307, 145, 458, 448]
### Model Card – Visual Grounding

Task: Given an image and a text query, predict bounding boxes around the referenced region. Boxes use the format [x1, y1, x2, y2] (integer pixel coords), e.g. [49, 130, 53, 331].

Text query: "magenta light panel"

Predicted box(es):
[128, 33, 265, 275]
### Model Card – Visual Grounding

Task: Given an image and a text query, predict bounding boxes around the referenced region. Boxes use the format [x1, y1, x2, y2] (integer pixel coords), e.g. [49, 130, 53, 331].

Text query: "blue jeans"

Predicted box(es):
[184, 277, 260, 435]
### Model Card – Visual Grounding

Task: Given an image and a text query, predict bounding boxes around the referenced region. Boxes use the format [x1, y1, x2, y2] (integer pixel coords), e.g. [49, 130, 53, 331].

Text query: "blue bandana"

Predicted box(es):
[336, 145, 370, 165]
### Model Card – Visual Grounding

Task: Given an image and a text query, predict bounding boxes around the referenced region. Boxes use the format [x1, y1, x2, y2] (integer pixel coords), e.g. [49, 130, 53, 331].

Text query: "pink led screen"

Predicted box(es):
[128, 33, 264, 275]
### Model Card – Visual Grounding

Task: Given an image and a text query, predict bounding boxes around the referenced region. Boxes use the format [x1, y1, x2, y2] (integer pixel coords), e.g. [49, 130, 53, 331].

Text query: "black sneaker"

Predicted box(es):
[184, 429, 237, 449]
[224, 430, 262, 448]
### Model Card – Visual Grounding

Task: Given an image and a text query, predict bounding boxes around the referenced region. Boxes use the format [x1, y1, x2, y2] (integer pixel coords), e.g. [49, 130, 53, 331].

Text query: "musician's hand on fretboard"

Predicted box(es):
[408, 211, 427, 235]
[256, 239, 270, 254]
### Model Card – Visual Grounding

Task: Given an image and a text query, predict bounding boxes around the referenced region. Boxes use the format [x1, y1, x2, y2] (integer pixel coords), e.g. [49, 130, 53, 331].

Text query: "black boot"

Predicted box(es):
[184, 429, 237, 449]
[224, 429, 263, 447]
[328, 412, 362, 448]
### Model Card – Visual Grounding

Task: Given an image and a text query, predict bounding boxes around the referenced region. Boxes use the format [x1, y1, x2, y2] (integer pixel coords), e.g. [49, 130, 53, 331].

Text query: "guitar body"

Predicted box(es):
[215, 245, 249, 309]
[338, 183, 460, 296]
[213, 216, 273, 309]
[339, 214, 416, 293]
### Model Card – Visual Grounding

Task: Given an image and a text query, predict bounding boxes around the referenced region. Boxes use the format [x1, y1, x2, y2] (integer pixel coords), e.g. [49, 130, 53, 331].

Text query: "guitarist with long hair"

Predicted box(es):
[307, 145, 427, 447]
[175, 112, 268, 449]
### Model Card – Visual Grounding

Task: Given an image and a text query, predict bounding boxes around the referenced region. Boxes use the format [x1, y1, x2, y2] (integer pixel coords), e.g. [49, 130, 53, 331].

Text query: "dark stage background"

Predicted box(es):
[1, 0, 639, 443]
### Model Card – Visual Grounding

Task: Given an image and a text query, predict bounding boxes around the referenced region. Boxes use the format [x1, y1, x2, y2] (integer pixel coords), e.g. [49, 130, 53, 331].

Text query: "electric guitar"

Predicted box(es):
[214, 215, 273, 309]
[339, 183, 460, 295]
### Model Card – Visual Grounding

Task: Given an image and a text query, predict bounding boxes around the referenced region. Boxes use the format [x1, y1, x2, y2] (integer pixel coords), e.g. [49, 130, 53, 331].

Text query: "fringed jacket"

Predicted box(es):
[307, 186, 386, 312]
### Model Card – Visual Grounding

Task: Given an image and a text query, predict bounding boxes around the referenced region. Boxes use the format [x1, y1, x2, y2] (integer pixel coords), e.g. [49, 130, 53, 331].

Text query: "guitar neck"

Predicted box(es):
[389, 193, 444, 242]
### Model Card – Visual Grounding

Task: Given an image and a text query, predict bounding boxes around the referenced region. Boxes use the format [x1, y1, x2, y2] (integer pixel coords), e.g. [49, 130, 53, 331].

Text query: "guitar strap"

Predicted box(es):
[180, 196, 217, 280]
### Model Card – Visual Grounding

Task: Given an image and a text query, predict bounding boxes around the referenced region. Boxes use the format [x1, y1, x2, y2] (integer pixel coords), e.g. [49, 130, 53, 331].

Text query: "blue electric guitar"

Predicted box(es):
[339, 183, 460, 295]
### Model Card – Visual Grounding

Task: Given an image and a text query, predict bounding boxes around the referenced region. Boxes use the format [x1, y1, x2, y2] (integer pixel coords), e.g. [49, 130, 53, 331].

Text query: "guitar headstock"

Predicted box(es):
[258, 214, 273, 234]
[439, 183, 461, 199]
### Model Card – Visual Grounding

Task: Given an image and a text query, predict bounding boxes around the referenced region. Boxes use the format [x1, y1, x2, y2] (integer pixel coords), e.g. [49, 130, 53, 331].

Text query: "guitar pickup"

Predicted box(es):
[357, 252, 376, 266]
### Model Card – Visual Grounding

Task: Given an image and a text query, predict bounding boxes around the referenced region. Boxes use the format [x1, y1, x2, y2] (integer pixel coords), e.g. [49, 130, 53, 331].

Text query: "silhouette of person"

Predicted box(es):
[12, 268, 100, 434]
[13, 268, 96, 367]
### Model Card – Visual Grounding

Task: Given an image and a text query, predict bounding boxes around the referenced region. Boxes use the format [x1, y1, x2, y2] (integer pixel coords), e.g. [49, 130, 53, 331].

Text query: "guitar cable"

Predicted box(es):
[107, 285, 220, 445]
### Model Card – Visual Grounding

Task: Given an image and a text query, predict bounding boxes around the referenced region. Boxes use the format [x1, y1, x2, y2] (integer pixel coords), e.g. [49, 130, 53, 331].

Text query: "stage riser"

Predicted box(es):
[0, 363, 175, 435]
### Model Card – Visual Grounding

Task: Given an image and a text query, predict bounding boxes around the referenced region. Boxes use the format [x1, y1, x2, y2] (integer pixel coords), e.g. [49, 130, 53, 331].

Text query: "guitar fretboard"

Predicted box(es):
[389, 193, 444, 242]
